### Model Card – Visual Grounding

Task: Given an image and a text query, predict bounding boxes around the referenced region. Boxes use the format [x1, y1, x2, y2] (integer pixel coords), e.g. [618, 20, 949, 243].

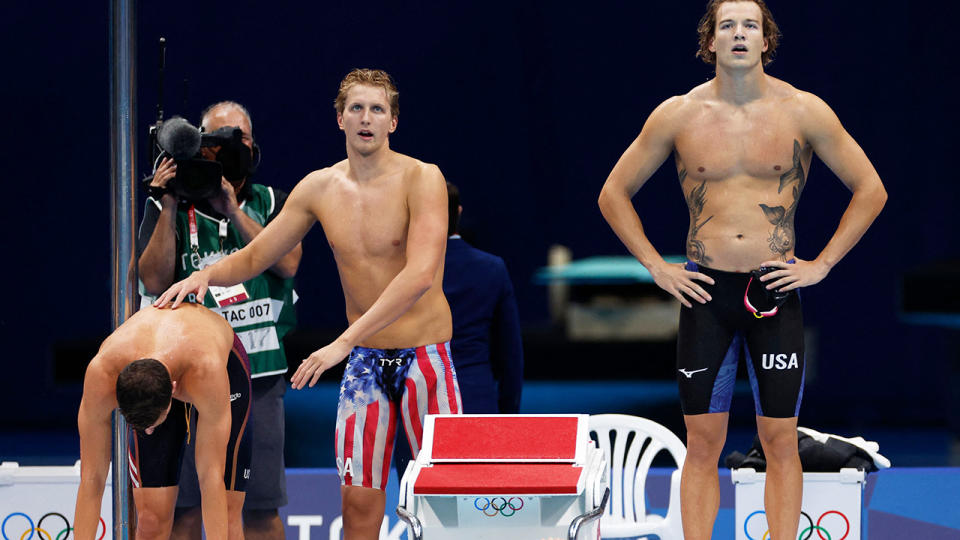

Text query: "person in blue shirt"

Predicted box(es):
[443, 182, 524, 415]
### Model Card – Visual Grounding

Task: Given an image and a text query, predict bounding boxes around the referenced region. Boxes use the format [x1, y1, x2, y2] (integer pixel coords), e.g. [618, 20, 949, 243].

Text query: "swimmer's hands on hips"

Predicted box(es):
[758, 258, 830, 292]
[291, 339, 352, 389]
[649, 260, 715, 308]
[153, 269, 212, 309]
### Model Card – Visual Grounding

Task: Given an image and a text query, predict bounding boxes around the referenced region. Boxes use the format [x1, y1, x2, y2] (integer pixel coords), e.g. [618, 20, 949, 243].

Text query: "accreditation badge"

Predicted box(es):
[198, 251, 249, 307]
[209, 284, 250, 307]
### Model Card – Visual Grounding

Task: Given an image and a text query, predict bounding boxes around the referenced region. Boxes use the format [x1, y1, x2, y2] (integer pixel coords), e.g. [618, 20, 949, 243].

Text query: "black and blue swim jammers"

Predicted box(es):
[677, 262, 804, 419]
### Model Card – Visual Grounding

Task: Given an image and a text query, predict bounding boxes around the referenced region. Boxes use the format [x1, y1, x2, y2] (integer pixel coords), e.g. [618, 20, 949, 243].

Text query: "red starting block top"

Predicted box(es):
[430, 416, 580, 461]
[413, 463, 584, 494]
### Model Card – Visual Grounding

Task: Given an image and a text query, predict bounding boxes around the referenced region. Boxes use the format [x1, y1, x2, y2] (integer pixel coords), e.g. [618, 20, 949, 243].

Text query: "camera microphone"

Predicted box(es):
[157, 117, 202, 160]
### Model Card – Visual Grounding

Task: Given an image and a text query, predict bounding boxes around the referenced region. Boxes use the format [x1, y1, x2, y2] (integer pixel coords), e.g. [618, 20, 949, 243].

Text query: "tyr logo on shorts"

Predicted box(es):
[378, 358, 404, 367]
[761, 353, 800, 370]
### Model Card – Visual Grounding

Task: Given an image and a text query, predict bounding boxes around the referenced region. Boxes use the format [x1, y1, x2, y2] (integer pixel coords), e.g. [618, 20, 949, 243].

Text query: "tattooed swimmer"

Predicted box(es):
[598, 2, 886, 539]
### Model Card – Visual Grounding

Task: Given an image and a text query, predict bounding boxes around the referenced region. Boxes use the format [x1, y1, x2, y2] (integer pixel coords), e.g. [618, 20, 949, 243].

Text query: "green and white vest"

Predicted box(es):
[141, 184, 296, 377]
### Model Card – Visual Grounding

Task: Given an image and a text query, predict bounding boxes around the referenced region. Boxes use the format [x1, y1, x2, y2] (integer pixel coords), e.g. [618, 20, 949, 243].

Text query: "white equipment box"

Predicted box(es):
[733, 467, 865, 540]
[397, 414, 609, 540]
[0, 461, 113, 540]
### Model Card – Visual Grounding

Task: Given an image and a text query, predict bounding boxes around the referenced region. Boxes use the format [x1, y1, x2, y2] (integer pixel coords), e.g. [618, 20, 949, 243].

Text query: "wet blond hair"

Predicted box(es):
[333, 68, 399, 118]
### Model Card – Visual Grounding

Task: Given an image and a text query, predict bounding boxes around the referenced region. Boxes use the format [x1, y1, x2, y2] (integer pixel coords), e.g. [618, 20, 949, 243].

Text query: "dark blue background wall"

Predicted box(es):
[2, 2, 957, 433]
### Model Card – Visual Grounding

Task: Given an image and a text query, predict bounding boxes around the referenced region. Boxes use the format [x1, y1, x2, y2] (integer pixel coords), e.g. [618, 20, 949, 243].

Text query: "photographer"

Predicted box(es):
[138, 101, 301, 540]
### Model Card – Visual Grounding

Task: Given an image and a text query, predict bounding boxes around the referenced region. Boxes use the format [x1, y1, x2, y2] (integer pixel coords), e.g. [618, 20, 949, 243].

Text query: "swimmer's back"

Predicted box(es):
[97, 304, 234, 371]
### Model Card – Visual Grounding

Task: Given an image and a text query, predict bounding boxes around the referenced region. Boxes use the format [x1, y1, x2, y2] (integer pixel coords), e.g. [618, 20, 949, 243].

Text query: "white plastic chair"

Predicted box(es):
[589, 414, 686, 539]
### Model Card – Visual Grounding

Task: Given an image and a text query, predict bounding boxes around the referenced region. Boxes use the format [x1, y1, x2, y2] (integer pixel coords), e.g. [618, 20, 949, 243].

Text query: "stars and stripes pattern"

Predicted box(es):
[335, 342, 461, 490]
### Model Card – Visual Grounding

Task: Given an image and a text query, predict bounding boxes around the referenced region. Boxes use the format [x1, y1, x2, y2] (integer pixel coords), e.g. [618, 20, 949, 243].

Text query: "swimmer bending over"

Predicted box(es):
[75, 304, 251, 540]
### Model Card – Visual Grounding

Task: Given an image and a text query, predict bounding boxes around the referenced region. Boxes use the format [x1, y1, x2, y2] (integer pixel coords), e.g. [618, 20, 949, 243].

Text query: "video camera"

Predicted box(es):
[145, 116, 256, 202]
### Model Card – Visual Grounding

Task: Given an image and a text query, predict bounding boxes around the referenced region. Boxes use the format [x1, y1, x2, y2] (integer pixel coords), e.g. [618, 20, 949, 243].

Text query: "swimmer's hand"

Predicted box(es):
[291, 340, 352, 389]
[153, 270, 211, 309]
[649, 261, 715, 308]
[758, 258, 829, 292]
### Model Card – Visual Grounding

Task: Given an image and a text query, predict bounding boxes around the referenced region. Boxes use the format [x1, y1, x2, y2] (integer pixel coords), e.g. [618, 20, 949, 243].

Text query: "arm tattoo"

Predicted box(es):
[682, 168, 714, 265]
[759, 140, 807, 260]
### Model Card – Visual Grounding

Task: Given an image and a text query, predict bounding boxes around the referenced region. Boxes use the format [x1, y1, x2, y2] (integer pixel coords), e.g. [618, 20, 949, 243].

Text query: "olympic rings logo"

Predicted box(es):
[1, 512, 107, 540]
[473, 497, 525, 517]
[744, 510, 850, 540]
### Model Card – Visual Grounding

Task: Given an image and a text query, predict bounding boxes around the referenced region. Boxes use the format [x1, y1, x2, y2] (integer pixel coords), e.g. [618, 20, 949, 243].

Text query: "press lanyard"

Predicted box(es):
[188, 205, 228, 254]
[186, 205, 249, 307]
[187, 205, 201, 269]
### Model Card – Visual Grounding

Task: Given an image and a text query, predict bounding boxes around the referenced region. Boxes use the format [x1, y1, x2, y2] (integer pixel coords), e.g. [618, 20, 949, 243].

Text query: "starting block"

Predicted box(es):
[396, 414, 609, 540]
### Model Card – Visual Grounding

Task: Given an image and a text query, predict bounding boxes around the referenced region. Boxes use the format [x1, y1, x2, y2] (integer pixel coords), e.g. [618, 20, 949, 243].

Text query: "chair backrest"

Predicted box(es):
[589, 414, 686, 523]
